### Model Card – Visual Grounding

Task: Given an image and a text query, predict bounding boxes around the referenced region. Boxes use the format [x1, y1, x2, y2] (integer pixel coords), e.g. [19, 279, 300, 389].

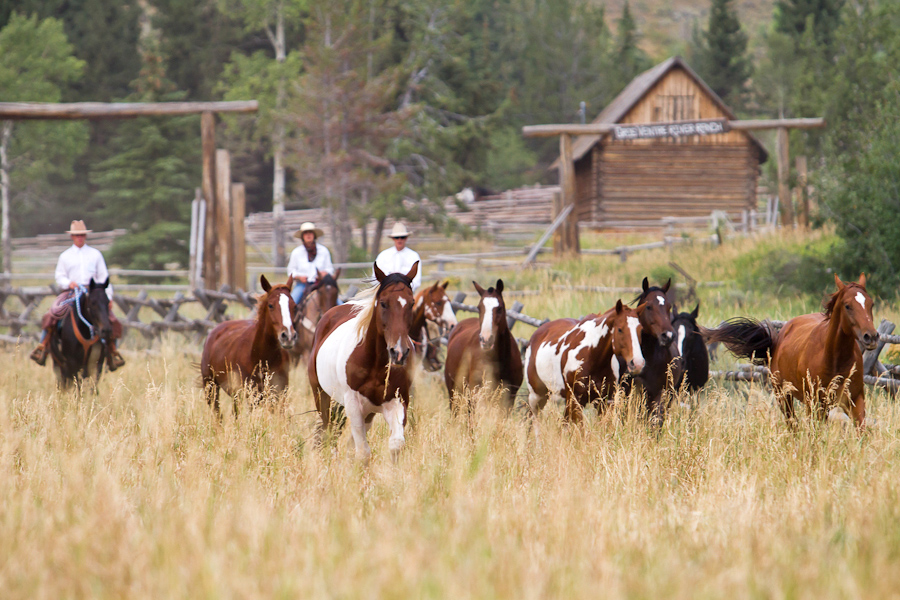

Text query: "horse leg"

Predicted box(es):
[381, 397, 407, 464]
[563, 389, 584, 425]
[849, 391, 867, 428]
[313, 388, 333, 448]
[343, 391, 372, 462]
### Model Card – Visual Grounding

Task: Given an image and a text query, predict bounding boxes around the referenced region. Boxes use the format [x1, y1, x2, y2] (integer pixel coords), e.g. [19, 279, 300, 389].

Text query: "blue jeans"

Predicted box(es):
[291, 282, 307, 304]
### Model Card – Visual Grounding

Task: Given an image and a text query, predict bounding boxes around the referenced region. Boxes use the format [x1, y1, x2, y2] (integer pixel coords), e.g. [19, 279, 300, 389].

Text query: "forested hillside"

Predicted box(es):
[1, 0, 898, 289]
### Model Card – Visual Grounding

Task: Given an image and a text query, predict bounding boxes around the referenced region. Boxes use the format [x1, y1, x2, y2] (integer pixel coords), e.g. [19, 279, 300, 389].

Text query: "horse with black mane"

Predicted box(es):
[290, 270, 341, 364]
[707, 274, 877, 427]
[672, 303, 709, 392]
[48, 278, 114, 390]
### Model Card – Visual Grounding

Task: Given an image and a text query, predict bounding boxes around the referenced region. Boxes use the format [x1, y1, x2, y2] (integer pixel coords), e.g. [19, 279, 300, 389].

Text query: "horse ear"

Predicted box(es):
[101, 278, 109, 288]
[334, 268, 341, 281]
[496, 279, 504, 294]
[441, 280, 449, 290]
[405, 260, 419, 282]
[834, 273, 845, 290]
[260, 274, 272, 292]
[374, 262, 386, 283]
[858, 273, 867, 288]
[286, 275, 294, 289]
[662, 278, 671, 293]
[473, 281, 486, 297]
[691, 302, 700, 319]
[89, 279, 97, 290]
[616, 299, 624, 314]
[642, 277, 649, 292]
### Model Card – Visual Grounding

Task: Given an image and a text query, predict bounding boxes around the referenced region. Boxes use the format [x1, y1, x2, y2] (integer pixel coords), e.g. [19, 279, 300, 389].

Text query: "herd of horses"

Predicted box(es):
[191, 260, 878, 461]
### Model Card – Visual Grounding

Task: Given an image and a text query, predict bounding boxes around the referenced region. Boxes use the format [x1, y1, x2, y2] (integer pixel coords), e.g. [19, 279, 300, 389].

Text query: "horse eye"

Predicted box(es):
[380, 301, 387, 309]
[618, 328, 623, 333]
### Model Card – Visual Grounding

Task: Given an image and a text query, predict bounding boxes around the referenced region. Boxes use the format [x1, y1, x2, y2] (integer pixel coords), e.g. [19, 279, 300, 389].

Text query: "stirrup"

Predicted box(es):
[108, 349, 126, 371]
[30, 344, 48, 366]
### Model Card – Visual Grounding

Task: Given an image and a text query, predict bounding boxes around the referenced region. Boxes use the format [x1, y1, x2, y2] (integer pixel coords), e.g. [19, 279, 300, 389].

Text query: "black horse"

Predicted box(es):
[672, 303, 709, 392]
[49, 279, 113, 390]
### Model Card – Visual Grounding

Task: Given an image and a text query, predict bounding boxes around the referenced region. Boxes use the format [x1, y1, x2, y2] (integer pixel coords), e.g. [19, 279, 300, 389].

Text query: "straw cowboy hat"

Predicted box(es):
[387, 222, 412, 238]
[293, 222, 324, 239]
[66, 220, 92, 235]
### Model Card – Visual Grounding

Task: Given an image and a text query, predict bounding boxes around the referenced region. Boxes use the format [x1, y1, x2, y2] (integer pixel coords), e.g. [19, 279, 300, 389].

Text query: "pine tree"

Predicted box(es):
[611, 1, 651, 94]
[695, 0, 752, 107]
[775, 0, 845, 49]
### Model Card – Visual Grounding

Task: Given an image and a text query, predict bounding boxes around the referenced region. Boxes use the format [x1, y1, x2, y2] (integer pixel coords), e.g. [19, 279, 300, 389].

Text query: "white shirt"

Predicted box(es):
[375, 246, 422, 291]
[287, 242, 335, 283]
[55, 244, 113, 300]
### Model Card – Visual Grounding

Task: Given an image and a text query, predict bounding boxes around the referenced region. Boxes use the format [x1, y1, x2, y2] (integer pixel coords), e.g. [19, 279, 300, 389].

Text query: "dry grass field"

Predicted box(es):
[3, 228, 900, 598]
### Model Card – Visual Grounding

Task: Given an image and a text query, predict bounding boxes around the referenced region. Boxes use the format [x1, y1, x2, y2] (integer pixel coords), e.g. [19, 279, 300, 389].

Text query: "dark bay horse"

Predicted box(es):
[308, 261, 418, 462]
[622, 277, 680, 424]
[708, 274, 877, 427]
[526, 299, 647, 424]
[291, 270, 341, 364]
[49, 279, 113, 390]
[200, 275, 298, 416]
[672, 303, 709, 392]
[444, 279, 522, 411]
[411, 280, 458, 372]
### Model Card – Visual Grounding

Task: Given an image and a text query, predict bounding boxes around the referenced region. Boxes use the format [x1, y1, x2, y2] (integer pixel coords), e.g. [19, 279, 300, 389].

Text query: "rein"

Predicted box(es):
[64, 288, 103, 367]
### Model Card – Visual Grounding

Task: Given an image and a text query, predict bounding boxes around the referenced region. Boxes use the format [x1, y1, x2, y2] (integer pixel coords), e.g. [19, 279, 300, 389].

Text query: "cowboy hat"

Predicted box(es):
[66, 220, 92, 235]
[387, 222, 412, 238]
[293, 222, 324, 239]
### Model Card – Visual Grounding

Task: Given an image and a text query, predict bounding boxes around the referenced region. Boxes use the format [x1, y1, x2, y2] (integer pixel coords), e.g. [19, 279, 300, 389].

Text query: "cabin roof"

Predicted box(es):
[553, 56, 768, 167]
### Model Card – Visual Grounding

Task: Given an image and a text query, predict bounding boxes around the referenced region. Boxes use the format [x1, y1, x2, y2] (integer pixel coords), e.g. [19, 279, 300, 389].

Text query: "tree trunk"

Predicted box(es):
[272, 1, 287, 267]
[1, 121, 12, 275]
[371, 215, 386, 259]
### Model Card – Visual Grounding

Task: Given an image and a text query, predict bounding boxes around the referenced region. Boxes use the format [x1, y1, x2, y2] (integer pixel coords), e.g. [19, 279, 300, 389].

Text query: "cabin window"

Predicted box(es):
[656, 95, 695, 121]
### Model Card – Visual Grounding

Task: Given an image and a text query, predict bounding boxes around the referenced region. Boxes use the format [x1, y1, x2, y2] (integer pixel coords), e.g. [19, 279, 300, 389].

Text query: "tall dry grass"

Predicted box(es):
[2, 228, 899, 598]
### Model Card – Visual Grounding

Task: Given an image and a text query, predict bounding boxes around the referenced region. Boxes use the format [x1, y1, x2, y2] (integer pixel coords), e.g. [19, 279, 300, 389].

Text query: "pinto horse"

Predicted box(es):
[411, 280, 458, 372]
[444, 279, 522, 410]
[200, 275, 298, 416]
[672, 303, 709, 392]
[49, 279, 113, 390]
[621, 277, 679, 423]
[709, 274, 877, 427]
[526, 299, 647, 424]
[290, 270, 341, 364]
[308, 261, 418, 462]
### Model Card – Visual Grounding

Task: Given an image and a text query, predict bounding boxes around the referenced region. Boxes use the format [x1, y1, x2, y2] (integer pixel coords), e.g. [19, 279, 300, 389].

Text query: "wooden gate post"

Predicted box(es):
[201, 112, 218, 288]
[231, 183, 247, 291]
[215, 149, 233, 289]
[776, 127, 793, 227]
[558, 133, 580, 256]
[796, 155, 808, 228]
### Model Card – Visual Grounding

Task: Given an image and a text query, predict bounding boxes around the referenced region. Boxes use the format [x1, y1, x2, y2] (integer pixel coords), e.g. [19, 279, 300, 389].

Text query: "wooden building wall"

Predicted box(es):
[575, 67, 763, 226]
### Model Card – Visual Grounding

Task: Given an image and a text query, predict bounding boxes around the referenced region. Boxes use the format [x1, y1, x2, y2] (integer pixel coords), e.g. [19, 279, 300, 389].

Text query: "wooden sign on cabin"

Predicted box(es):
[550, 56, 768, 228]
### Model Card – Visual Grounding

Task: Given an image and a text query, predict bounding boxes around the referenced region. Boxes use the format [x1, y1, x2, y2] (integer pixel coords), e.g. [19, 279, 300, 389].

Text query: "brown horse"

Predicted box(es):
[444, 279, 522, 411]
[411, 280, 458, 372]
[290, 270, 341, 364]
[200, 275, 298, 416]
[308, 261, 418, 462]
[526, 299, 647, 424]
[708, 274, 877, 427]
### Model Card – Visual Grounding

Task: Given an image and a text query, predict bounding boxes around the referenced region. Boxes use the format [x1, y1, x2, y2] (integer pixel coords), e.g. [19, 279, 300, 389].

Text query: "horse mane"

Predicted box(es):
[823, 283, 864, 318]
[632, 285, 665, 306]
[348, 273, 413, 339]
[255, 284, 291, 319]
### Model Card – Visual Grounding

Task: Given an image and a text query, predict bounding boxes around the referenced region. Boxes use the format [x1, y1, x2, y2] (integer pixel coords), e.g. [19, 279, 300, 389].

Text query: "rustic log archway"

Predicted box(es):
[0, 101, 258, 289]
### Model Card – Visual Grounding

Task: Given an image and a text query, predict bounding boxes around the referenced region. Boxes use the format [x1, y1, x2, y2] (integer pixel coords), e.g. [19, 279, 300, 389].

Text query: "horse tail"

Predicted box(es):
[704, 318, 774, 365]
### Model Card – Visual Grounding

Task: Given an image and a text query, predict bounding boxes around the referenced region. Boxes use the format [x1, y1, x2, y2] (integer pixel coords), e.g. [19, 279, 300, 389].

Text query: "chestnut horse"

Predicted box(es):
[308, 262, 418, 462]
[411, 280, 458, 372]
[526, 299, 647, 424]
[708, 274, 877, 427]
[290, 270, 341, 364]
[671, 303, 709, 392]
[200, 275, 298, 416]
[621, 277, 679, 424]
[444, 279, 522, 411]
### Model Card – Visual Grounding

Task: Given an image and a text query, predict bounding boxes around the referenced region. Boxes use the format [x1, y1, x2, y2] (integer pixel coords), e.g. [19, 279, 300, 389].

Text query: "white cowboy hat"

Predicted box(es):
[387, 222, 412, 238]
[66, 220, 92, 235]
[293, 222, 324, 239]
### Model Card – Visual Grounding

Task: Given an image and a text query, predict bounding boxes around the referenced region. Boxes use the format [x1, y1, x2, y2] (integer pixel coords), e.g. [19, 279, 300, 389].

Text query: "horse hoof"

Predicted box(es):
[390, 448, 401, 465]
[827, 408, 852, 426]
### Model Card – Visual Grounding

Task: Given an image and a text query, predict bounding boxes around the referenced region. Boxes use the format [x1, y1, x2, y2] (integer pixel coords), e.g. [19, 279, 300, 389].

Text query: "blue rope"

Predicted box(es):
[61, 286, 96, 340]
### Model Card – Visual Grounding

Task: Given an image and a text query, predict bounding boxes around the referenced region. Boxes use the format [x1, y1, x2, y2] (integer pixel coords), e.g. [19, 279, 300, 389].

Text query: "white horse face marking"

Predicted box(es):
[398, 297, 407, 308]
[657, 296, 666, 306]
[627, 316, 645, 372]
[855, 292, 867, 311]
[611, 355, 620, 380]
[480, 297, 499, 347]
[677, 324, 686, 356]
[440, 295, 458, 329]
[279, 294, 294, 333]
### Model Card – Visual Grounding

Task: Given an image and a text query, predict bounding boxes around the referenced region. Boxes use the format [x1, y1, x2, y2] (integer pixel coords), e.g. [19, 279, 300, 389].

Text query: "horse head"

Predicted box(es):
[473, 279, 506, 350]
[635, 277, 675, 347]
[374, 261, 417, 366]
[87, 278, 113, 340]
[830, 273, 878, 351]
[672, 302, 702, 358]
[260, 274, 298, 349]
[612, 299, 647, 374]
[417, 280, 457, 335]
[315, 269, 341, 314]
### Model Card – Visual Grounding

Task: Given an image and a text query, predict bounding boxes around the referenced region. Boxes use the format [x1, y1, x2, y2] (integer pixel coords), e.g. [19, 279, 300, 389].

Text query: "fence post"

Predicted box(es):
[863, 319, 895, 376]
[453, 291, 467, 314]
[507, 301, 524, 332]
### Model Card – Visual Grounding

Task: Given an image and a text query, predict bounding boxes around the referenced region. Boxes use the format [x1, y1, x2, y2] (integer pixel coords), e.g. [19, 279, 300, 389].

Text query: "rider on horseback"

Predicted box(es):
[287, 222, 336, 304]
[29, 220, 126, 371]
